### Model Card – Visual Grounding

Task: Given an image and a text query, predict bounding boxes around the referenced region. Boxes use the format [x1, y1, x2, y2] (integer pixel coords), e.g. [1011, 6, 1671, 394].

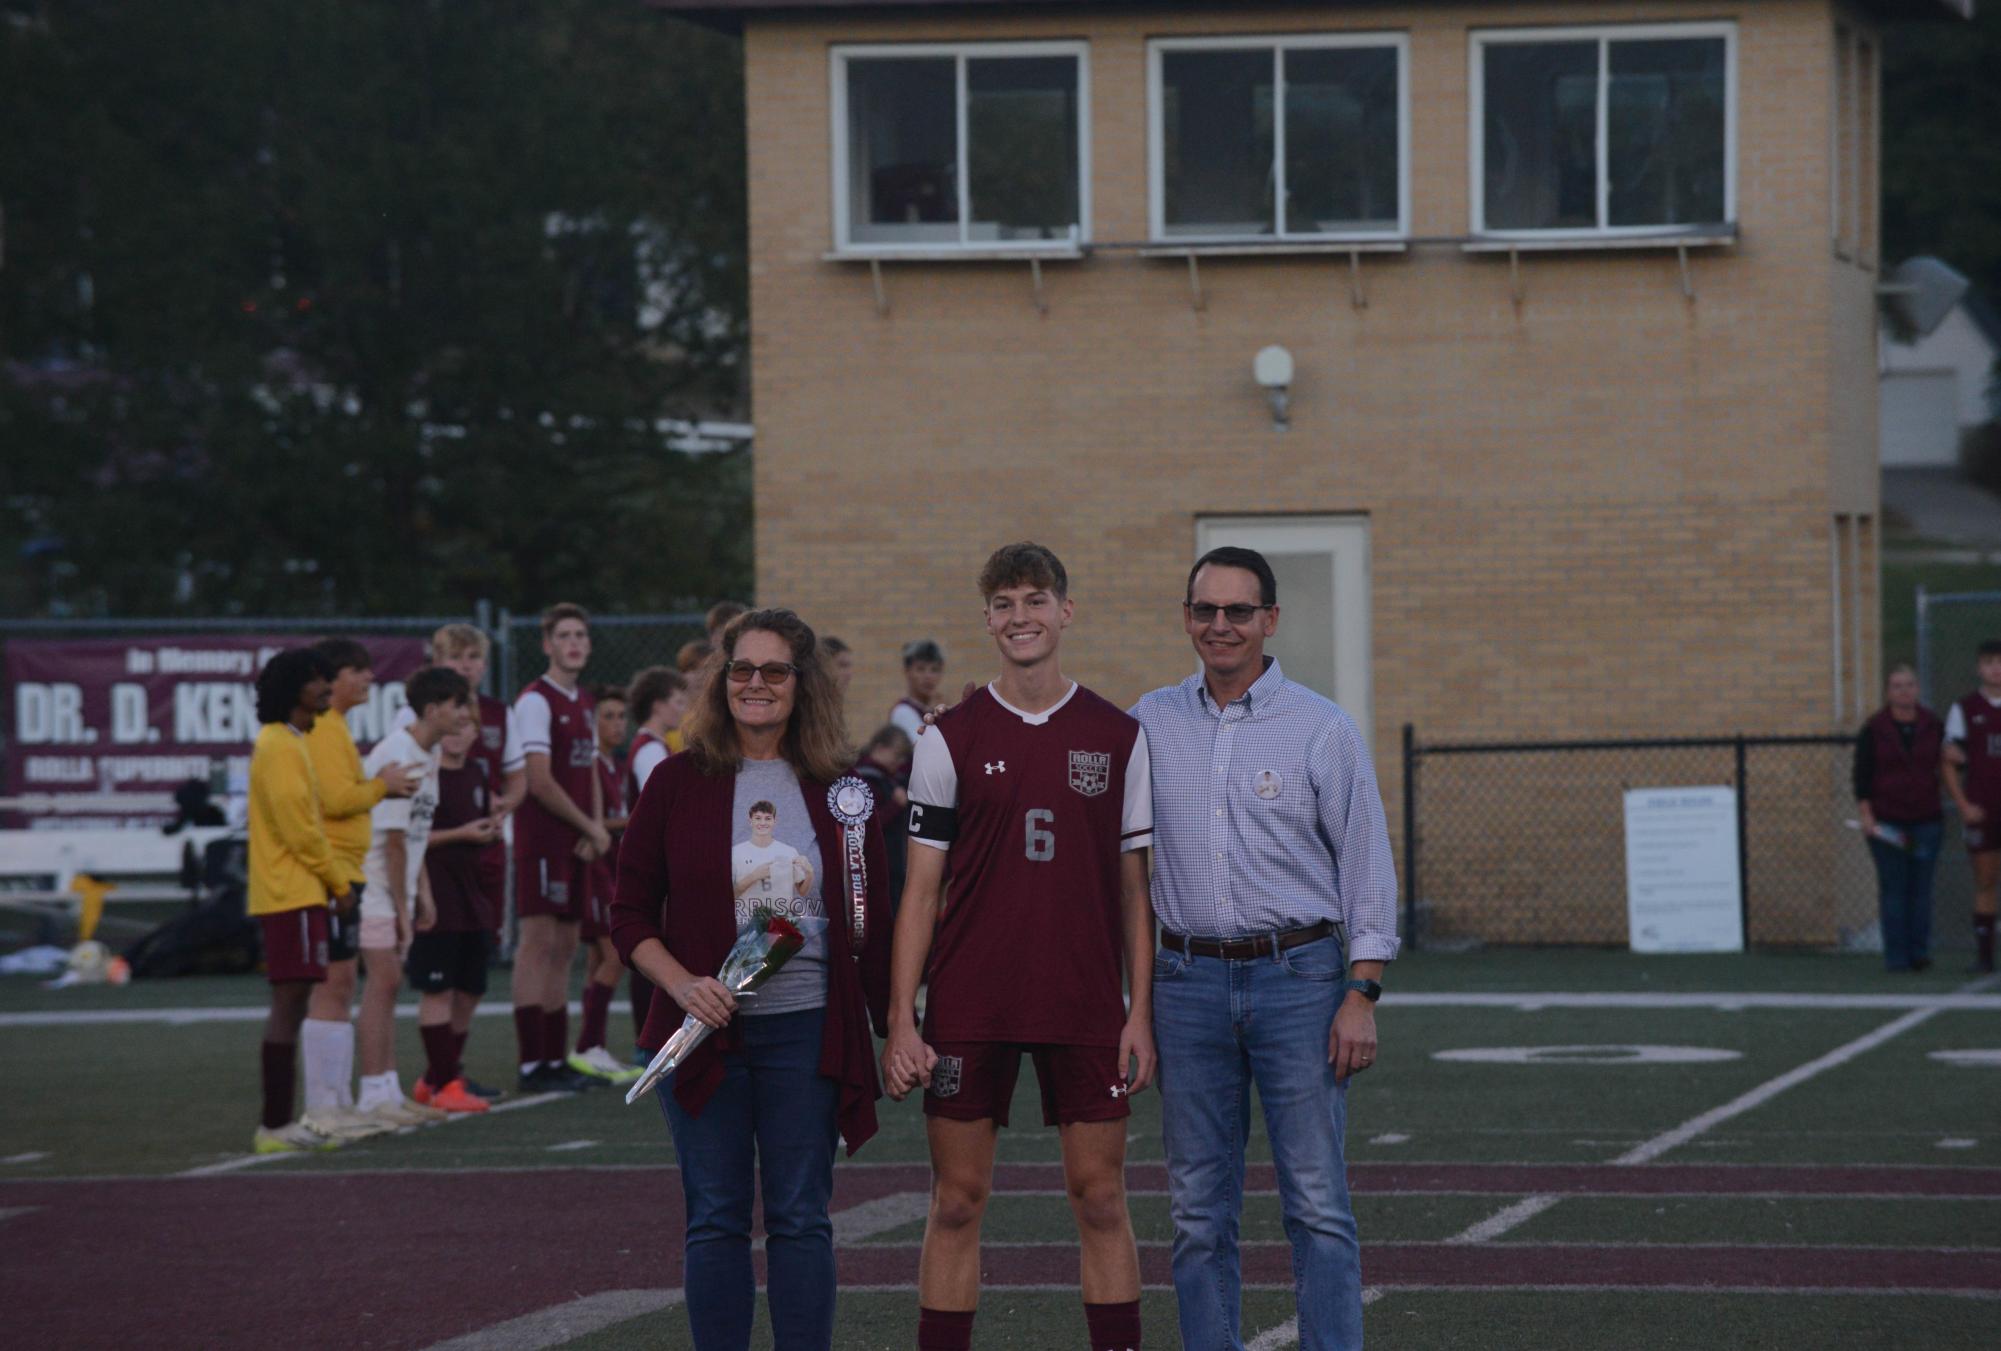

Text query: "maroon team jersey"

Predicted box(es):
[1954, 693, 2001, 803]
[592, 750, 626, 907]
[627, 727, 668, 807]
[906, 683, 1152, 1047]
[426, 762, 496, 932]
[514, 677, 597, 863]
[470, 693, 511, 789]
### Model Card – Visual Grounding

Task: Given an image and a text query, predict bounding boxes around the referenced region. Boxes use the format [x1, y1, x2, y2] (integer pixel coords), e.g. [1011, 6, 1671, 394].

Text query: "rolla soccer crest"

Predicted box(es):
[1068, 749, 1111, 797]
[931, 1055, 963, 1098]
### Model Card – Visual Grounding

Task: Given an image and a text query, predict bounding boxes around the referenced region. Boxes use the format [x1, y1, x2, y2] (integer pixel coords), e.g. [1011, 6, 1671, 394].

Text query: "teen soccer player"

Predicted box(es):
[882, 542, 1155, 1351]
[1945, 639, 2001, 972]
[300, 638, 417, 1140]
[351, 667, 466, 1123]
[889, 640, 945, 739]
[569, 687, 641, 1083]
[247, 648, 348, 1153]
[410, 713, 500, 1111]
[513, 603, 610, 1091]
[622, 665, 686, 1052]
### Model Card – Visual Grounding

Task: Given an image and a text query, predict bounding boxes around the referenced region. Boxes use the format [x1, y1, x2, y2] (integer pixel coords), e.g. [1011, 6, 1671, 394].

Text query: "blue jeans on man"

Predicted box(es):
[1867, 820, 1942, 971]
[1154, 933, 1363, 1351]
[658, 1007, 838, 1351]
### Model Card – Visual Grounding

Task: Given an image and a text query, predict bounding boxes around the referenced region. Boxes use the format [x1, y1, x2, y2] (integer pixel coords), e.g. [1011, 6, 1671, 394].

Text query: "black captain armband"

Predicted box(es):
[906, 800, 958, 844]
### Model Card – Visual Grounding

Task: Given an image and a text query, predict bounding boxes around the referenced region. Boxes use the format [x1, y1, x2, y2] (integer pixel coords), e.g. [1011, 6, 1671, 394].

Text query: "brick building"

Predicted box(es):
[663, 0, 1967, 940]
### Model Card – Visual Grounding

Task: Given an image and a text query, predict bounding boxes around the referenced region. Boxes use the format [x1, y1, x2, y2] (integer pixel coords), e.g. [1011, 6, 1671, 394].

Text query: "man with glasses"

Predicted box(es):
[1131, 546, 1398, 1351]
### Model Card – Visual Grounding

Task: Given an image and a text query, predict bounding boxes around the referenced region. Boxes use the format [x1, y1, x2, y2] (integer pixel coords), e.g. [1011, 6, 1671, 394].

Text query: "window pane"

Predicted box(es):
[1162, 49, 1275, 236]
[1482, 41, 1598, 230]
[847, 58, 958, 244]
[967, 57, 1080, 243]
[1283, 46, 1400, 234]
[1608, 38, 1727, 226]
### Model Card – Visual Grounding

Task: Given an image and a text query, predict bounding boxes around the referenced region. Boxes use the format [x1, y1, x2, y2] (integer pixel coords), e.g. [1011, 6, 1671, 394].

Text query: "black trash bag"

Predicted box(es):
[122, 838, 261, 978]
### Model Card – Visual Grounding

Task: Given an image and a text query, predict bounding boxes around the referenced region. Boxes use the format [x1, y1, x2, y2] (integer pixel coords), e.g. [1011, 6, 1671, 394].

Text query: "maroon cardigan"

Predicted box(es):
[610, 751, 892, 1155]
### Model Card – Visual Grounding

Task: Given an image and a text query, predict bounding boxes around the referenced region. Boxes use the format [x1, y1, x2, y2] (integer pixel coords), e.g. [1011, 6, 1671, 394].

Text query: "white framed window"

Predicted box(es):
[1148, 34, 1409, 242]
[830, 42, 1090, 254]
[1471, 23, 1735, 239]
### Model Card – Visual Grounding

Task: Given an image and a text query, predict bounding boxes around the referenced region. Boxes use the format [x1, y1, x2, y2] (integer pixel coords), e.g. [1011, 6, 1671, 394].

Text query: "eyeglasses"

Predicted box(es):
[1185, 602, 1271, 624]
[725, 660, 798, 686]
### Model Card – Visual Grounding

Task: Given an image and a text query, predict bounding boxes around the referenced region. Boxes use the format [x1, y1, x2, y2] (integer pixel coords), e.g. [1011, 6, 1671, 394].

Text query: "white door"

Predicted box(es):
[1195, 516, 1372, 748]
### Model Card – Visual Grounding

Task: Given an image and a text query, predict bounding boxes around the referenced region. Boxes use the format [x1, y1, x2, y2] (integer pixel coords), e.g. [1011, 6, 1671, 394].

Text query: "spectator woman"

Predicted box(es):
[612, 608, 889, 1351]
[1854, 663, 1946, 972]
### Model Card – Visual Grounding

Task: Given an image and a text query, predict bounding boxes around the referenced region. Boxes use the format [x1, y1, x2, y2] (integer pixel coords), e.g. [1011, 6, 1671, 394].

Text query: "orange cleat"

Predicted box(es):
[412, 1078, 435, 1106]
[430, 1078, 490, 1113]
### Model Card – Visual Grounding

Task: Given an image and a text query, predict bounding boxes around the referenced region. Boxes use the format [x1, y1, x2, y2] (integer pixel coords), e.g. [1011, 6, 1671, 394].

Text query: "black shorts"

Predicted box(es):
[327, 888, 362, 963]
[404, 930, 491, 997]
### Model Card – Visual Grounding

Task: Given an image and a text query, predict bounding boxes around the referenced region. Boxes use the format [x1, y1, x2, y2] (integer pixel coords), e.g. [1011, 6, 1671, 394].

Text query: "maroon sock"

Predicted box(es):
[260, 1040, 296, 1130]
[917, 1308, 974, 1351]
[1977, 914, 1996, 970]
[543, 1006, 569, 1065]
[1084, 1300, 1142, 1351]
[513, 1006, 542, 1068]
[578, 982, 613, 1054]
[420, 1023, 458, 1089]
[630, 971, 655, 1039]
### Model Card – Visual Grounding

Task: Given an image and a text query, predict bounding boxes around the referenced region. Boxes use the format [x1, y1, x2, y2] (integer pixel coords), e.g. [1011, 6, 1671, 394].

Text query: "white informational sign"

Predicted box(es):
[1623, 787, 1744, 954]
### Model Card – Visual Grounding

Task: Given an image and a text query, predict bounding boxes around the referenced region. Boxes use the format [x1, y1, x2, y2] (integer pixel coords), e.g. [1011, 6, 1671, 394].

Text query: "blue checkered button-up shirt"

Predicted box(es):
[1131, 658, 1400, 962]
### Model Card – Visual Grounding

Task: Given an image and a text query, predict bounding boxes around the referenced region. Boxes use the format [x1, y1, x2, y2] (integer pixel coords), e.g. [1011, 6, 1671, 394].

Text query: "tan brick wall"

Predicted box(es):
[735, 2, 1878, 896]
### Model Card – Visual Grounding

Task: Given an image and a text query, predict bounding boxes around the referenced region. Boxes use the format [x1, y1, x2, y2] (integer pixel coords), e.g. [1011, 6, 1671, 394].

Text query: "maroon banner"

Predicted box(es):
[5, 634, 430, 827]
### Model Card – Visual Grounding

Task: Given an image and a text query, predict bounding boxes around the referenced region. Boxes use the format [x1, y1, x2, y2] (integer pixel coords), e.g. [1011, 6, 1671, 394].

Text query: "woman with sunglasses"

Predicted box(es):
[611, 608, 891, 1351]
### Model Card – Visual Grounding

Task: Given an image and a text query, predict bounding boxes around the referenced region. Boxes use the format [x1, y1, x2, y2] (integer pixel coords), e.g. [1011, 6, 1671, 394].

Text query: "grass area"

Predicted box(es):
[849, 1192, 1500, 1247]
[1385, 948, 1981, 994]
[1882, 553, 2001, 675]
[1512, 1195, 2001, 1248]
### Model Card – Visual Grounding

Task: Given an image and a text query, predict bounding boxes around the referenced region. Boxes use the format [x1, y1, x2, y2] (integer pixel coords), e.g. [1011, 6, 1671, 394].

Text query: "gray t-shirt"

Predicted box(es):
[730, 758, 828, 1015]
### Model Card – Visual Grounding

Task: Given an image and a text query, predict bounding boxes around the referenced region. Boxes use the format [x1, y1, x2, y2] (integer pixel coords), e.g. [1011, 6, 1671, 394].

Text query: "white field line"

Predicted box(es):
[423, 1289, 686, 1351]
[545, 1139, 598, 1152]
[2, 1152, 49, 1164]
[1444, 1193, 1562, 1244]
[0, 1205, 41, 1224]
[174, 1091, 566, 1176]
[1200, 1288, 1389, 1351]
[177, 1150, 314, 1178]
[757, 1190, 931, 1253]
[13, 989, 2001, 1029]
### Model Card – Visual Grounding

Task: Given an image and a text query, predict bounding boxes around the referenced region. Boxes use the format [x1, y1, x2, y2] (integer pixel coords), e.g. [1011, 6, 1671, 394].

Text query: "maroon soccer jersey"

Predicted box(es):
[514, 677, 598, 866]
[427, 762, 495, 932]
[590, 750, 625, 918]
[627, 727, 668, 808]
[1953, 693, 2001, 804]
[905, 683, 1152, 1047]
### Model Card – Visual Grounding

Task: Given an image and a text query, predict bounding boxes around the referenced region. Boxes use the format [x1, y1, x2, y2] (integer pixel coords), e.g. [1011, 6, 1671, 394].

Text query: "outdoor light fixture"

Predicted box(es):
[1877, 256, 1969, 340]
[1253, 345, 1294, 433]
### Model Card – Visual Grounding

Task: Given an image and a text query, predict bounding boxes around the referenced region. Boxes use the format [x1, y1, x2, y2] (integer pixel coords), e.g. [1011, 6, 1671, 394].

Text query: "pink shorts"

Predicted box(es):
[359, 909, 399, 950]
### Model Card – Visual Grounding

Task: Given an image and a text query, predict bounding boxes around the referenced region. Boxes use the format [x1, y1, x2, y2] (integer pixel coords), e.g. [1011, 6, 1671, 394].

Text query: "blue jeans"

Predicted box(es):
[657, 1007, 838, 1351]
[1154, 934, 1362, 1351]
[1868, 821, 1942, 970]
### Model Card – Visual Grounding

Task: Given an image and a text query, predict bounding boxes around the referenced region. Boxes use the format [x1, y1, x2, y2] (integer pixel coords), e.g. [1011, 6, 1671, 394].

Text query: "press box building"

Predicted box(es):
[662, 0, 1968, 944]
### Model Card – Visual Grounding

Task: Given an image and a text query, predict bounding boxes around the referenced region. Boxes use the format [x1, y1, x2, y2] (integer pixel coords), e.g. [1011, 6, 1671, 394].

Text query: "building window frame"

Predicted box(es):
[1146, 32, 1411, 245]
[1469, 21, 1738, 241]
[829, 40, 1092, 257]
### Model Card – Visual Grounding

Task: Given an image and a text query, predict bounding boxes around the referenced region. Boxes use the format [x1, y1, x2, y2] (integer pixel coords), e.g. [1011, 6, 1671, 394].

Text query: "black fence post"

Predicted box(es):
[1402, 722, 1418, 951]
[1735, 732, 1750, 942]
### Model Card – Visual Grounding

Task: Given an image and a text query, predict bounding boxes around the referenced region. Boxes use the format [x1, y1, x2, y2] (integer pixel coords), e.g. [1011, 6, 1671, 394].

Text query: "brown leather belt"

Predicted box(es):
[1159, 919, 1334, 961]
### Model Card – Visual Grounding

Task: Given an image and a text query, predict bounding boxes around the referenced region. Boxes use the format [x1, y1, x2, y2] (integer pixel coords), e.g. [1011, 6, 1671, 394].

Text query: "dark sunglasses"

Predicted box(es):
[1185, 602, 1271, 624]
[725, 660, 798, 686]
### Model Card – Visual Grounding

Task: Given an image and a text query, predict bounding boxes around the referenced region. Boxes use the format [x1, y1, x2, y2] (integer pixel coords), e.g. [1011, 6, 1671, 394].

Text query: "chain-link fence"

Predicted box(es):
[493, 610, 705, 705]
[1917, 588, 2001, 712]
[1400, 729, 1925, 951]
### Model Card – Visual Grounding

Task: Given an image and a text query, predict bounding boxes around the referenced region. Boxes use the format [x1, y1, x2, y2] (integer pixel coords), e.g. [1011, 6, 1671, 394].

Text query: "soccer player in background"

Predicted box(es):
[352, 666, 466, 1124]
[853, 724, 913, 917]
[705, 600, 748, 644]
[300, 638, 417, 1141]
[410, 713, 500, 1112]
[622, 665, 688, 1054]
[512, 603, 610, 1091]
[821, 635, 854, 700]
[570, 686, 641, 1083]
[1944, 639, 2001, 972]
[882, 543, 1154, 1351]
[889, 640, 945, 739]
[246, 648, 348, 1153]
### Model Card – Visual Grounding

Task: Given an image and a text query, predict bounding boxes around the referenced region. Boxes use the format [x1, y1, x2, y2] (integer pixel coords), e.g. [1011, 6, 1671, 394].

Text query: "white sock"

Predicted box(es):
[331, 1020, 356, 1109]
[299, 1019, 343, 1113]
[355, 1070, 402, 1113]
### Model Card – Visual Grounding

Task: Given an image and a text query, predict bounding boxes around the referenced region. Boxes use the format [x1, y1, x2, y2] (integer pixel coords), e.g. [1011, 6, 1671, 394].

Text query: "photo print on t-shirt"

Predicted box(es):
[731, 799, 815, 929]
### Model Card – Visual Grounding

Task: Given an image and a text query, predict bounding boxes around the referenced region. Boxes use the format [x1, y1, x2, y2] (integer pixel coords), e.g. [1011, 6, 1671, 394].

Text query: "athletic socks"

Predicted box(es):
[578, 982, 613, 1054]
[514, 1005, 542, 1073]
[453, 1028, 470, 1074]
[1977, 913, 1996, 972]
[420, 1023, 459, 1089]
[916, 1308, 974, 1351]
[356, 1070, 401, 1113]
[1084, 1300, 1142, 1351]
[543, 1006, 569, 1065]
[260, 1040, 296, 1130]
[299, 1017, 351, 1113]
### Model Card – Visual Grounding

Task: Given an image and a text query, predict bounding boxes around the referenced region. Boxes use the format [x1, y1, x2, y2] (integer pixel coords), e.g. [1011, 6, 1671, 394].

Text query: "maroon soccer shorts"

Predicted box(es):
[579, 884, 612, 942]
[923, 1041, 1131, 1128]
[260, 907, 331, 984]
[515, 850, 586, 921]
[1966, 799, 2001, 854]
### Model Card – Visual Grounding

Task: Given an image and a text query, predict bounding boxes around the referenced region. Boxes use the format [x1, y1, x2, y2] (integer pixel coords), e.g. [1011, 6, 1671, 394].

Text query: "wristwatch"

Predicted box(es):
[1343, 978, 1382, 1003]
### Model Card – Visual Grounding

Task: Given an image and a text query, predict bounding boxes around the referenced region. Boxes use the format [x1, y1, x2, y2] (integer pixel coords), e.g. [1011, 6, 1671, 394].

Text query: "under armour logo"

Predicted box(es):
[985, 761, 1007, 775]
[1109, 1082, 1128, 1098]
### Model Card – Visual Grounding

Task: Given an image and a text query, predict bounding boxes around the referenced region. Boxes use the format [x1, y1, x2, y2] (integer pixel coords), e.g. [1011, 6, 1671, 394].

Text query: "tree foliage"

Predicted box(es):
[0, 0, 749, 617]
[1883, 5, 2001, 307]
